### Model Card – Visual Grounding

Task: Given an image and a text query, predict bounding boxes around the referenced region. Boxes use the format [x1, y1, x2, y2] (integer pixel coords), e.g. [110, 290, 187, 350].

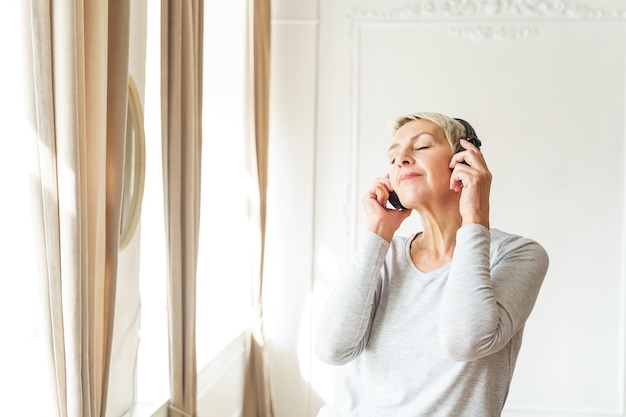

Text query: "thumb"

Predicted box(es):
[391, 206, 412, 223]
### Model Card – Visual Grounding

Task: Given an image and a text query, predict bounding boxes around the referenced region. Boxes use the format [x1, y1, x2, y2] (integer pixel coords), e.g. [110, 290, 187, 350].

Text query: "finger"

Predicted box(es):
[450, 173, 463, 192]
[449, 152, 465, 169]
[371, 177, 394, 204]
[363, 190, 384, 214]
[397, 206, 413, 220]
[375, 188, 387, 206]
[378, 176, 393, 193]
[449, 144, 484, 170]
[459, 137, 484, 152]
[449, 142, 472, 168]
[368, 184, 387, 207]
[449, 162, 473, 192]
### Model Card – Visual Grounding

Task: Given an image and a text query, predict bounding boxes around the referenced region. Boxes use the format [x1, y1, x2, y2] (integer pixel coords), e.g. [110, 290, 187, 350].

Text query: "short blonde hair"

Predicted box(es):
[393, 112, 466, 153]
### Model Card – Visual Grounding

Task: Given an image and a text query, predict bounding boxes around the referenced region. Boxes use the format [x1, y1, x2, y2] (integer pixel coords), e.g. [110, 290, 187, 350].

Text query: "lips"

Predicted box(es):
[399, 172, 422, 183]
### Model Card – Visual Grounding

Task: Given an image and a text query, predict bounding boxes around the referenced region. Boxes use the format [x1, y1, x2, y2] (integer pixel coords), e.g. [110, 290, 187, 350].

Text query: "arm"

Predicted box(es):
[439, 224, 549, 361]
[314, 231, 389, 365]
[314, 176, 410, 365]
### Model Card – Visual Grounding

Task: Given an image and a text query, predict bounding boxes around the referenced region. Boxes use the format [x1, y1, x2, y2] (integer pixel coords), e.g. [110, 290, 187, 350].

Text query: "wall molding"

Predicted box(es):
[348, 0, 626, 22]
[272, 19, 320, 25]
[448, 25, 538, 40]
[346, 0, 626, 41]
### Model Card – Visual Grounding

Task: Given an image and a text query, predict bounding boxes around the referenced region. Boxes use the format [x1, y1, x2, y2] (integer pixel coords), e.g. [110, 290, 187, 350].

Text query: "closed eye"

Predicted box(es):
[389, 143, 433, 164]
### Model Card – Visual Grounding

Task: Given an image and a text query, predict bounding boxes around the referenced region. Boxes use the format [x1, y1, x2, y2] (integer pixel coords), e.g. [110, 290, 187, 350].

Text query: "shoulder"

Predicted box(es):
[389, 233, 418, 261]
[489, 228, 549, 268]
[390, 233, 412, 250]
[489, 228, 545, 251]
[356, 231, 415, 264]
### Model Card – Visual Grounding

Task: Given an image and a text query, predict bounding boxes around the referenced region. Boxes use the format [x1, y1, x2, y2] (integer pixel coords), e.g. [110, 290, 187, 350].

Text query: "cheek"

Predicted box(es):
[389, 165, 400, 186]
[428, 159, 454, 183]
[436, 153, 454, 171]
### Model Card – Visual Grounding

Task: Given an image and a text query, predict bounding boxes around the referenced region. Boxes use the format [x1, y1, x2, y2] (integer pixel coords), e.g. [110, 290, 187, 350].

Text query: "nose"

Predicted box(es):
[395, 149, 414, 167]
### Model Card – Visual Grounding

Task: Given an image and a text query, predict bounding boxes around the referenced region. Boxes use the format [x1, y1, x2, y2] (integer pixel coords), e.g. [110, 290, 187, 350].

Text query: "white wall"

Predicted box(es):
[265, 0, 626, 416]
[264, 0, 322, 416]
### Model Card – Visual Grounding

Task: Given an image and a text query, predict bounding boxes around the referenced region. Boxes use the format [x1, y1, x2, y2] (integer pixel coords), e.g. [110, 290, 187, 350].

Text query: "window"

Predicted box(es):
[0, 2, 252, 414]
[134, 0, 251, 413]
[0, 2, 55, 415]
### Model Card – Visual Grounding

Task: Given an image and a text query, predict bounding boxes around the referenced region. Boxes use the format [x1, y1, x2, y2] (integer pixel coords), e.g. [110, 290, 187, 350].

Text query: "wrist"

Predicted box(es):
[367, 224, 394, 243]
[461, 215, 489, 229]
[461, 205, 489, 229]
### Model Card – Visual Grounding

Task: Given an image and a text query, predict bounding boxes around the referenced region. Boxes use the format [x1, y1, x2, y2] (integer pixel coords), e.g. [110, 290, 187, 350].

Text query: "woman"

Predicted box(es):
[315, 112, 549, 417]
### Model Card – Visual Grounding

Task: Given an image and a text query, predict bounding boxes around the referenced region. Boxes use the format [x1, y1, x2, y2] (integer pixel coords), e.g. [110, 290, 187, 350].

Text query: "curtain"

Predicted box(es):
[29, 0, 130, 416]
[160, 1, 204, 416]
[242, 0, 273, 415]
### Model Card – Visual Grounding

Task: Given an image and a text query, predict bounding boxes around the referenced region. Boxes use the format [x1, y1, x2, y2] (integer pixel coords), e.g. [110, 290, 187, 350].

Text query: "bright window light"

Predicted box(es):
[0, 3, 55, 416]
[135, 0, 169, 410]
[196, 0, 250, 367]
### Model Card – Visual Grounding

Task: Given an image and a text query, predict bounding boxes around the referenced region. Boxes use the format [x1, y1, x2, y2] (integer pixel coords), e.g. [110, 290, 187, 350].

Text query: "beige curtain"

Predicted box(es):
[242, 0, 273, 416]
[160, 1, 203, 416]
[29, 1, 130, 416]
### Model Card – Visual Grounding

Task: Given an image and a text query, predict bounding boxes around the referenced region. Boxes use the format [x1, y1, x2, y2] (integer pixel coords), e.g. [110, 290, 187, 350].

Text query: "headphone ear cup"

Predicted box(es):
[466, 134, 481, 149]
[454, 118, 482, 150]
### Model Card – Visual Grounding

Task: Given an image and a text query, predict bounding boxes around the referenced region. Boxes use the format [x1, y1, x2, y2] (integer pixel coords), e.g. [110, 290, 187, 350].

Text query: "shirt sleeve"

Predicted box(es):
[439, 224, 549, 362]
[314, 231, 390, 366]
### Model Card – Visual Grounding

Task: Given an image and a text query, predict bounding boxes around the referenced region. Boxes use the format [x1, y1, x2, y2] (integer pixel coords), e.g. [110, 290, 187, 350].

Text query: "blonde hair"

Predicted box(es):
[393, 112, 466, 153]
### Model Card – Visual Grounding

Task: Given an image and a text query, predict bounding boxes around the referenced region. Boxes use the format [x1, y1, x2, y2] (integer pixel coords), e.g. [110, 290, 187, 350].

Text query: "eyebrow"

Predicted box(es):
[387, 132, 436, 153]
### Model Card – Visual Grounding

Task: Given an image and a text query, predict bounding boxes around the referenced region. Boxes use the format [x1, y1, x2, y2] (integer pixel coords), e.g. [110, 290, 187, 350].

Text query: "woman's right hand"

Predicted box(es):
[362, 176, 412, 242]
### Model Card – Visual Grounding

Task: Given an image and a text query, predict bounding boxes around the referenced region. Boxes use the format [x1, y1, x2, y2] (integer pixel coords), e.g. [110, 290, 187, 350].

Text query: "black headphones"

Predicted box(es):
[454, 118, 482, 151]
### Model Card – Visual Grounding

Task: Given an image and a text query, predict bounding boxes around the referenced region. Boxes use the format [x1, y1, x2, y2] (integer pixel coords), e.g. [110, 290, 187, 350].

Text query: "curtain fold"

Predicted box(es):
[102, 1, 132, 412]
[160, 1, 204, 416]
[29, 0, 130, 416]
[242, 0, 273, 416]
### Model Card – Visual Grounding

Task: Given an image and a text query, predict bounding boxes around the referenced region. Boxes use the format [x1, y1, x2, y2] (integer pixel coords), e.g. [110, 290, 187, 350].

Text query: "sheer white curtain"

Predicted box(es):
[28, 1, 130, 416]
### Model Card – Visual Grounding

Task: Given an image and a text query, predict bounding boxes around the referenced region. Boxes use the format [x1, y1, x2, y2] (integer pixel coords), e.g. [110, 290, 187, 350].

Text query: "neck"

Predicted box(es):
[410, 204, 462, 272]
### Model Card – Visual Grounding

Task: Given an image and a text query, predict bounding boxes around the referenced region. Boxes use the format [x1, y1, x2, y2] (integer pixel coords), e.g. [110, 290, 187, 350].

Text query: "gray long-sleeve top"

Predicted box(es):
[315, 224, 549, 417]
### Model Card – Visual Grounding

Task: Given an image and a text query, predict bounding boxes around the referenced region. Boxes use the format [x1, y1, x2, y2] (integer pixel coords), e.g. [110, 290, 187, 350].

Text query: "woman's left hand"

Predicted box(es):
[449, 139, 492, 228]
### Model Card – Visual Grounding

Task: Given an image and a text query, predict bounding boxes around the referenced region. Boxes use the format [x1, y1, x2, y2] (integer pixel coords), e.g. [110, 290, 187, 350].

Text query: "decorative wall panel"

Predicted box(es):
[334, 1, 626, 415]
